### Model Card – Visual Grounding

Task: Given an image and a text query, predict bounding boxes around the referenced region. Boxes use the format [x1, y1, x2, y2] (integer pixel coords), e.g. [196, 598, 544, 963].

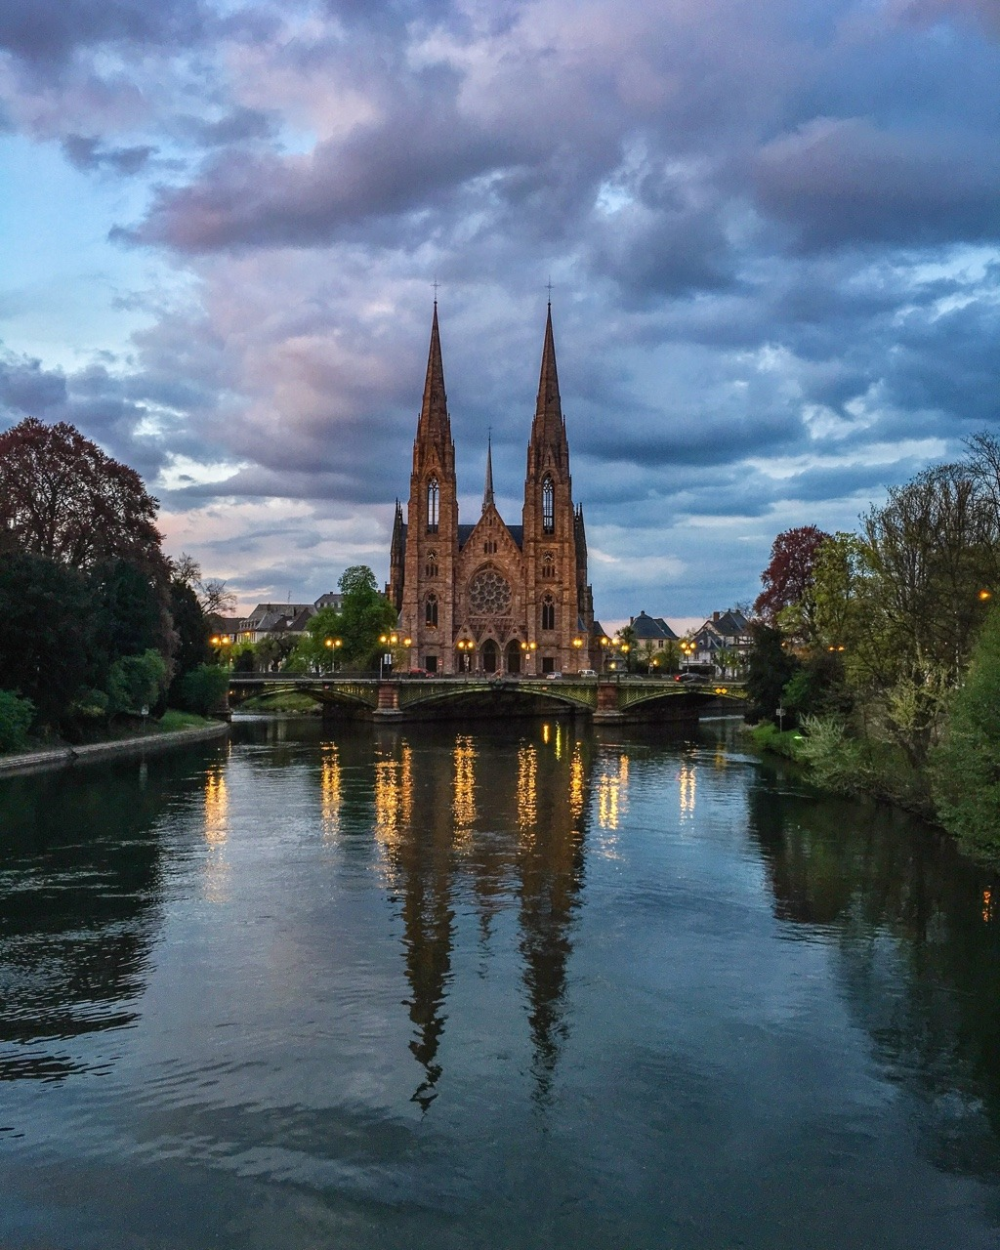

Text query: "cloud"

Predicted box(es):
[0, 0, 999, 619]
[753, 118, 1000, 250]
[0, 0, 206, 64]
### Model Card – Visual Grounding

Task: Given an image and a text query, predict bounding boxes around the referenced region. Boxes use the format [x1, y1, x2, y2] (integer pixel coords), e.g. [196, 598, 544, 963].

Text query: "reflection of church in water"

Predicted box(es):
[342, 726, 631, 1108]
[388, 304, 596, 675]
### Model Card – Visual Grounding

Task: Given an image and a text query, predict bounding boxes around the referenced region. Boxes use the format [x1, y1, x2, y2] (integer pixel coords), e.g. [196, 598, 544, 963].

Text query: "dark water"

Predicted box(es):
[1, 717, 999, 1249]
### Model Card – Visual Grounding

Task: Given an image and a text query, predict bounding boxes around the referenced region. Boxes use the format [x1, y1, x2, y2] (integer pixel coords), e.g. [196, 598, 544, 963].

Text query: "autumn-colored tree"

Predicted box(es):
[753, 526, 831, 636]
[0, 418, 165, 574]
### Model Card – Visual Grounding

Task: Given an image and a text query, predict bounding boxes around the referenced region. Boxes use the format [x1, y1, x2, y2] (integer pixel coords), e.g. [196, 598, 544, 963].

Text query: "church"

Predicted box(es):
[388, 304, 596, 676]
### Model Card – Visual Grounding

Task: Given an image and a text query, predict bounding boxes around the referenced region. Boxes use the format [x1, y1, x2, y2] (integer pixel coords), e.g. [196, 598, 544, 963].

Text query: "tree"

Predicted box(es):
[0, 418, 165, 575]
[0, 551, 94, 728]
[745, 624, 800, 725]
[754, 526, 831, 635]
[337, 565, 398, 668]
[932, 605, 1000, 857]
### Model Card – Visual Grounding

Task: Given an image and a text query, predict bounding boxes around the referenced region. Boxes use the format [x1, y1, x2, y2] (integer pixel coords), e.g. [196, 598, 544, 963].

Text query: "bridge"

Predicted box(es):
[225, 674, 745, 723]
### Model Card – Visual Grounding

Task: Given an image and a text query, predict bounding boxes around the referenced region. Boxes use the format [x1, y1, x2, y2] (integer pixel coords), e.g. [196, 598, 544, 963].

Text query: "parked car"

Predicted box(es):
[578, 669, 598, 678]
[546, 671, 563, 680]
[673, 672, 701, 683]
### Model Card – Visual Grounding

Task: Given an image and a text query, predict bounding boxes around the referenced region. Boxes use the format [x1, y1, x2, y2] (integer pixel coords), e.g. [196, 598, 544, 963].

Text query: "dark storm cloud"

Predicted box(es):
[753, 119, 1000, 250]
[0, 348, 67, 414]
[0, 0, 206, 63]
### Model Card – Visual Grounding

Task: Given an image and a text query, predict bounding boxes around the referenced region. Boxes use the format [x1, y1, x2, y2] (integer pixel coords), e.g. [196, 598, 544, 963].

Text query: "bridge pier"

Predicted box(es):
[593, 679, 624, 723]
[373, 680, 404, 722]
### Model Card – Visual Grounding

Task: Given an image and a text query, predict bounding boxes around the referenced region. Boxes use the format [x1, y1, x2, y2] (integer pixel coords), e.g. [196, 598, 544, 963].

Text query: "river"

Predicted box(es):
[1, 716, 998, 1249]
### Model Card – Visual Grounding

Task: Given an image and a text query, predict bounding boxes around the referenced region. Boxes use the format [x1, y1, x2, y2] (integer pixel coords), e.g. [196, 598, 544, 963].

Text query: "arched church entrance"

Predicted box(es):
[482, 640, 500, 674]
[505, 642, 521, 674]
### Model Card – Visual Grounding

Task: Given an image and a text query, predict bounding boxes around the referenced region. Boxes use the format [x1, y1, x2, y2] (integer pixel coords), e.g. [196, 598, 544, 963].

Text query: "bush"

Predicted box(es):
[106, 649, 168, 716]
[0, 690, 35, 752]
[177, 664, 230, 716]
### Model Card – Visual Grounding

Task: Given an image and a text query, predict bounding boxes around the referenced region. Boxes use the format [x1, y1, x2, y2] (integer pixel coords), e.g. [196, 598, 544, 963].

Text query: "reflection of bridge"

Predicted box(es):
[227, 675, 745, 722]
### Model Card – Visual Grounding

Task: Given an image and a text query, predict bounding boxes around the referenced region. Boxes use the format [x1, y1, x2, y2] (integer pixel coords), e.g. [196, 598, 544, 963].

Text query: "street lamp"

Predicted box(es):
[324, 636, 342, 672]
[378, 632, 399, 679]
[456, 638, 475, 673]
[572, 636, 584, 671]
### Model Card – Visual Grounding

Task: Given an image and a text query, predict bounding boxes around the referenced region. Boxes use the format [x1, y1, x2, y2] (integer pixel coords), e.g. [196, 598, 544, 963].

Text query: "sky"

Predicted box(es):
[0, 0, 998, 623]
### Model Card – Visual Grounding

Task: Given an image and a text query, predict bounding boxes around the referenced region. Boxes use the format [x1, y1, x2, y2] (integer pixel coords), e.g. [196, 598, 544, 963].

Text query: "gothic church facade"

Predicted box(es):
[388, 304, 595, 676]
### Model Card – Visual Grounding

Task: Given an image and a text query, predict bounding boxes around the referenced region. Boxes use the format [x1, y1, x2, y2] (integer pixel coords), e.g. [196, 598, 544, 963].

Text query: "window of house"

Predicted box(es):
[542, 477, 554, 533]
[541, 595, 555, 631]
[425, 593, 438, 627]
[427, 478, 439, 533]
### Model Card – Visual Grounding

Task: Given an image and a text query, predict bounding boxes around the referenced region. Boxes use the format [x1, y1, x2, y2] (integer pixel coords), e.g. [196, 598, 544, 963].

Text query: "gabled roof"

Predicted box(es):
[458, 522, 523, 551]
[630, 610, 679, 642]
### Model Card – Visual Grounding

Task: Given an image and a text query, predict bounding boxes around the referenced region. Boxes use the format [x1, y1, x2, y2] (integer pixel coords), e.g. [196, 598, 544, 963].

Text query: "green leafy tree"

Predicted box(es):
[931, 606, 1000, 857]
[106, 650, 168, 716]
[745, 624, 800, 725]
[0, 691, 35, 752]
[287, 606, 344, 673]
[177, 664, 230, 716]
[0, 551, 94, 729]
[338, 566, 398, 669]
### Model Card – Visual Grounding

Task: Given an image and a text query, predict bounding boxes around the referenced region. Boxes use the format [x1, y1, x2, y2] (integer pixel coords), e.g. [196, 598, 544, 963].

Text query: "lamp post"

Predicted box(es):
[456, 638, 475, 674]
[378, 633, 398, 679]
[324, 636, 342, 673]
[572, 636, 584, 672]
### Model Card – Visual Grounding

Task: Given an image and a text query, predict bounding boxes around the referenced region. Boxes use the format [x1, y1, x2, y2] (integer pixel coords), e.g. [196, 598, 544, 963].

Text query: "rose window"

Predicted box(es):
[469, 569, 512, 615]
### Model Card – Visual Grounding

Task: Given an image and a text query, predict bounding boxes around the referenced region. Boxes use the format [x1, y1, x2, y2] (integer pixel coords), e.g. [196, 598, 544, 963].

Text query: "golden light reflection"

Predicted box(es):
[597, 753, 629, 834]
[320, 743, 342, 840]
[518, 743, 538, 839]
[374, 744, 414, 852]
[542, 722, 551, 745]
[453, 735, 477, 838]
[983, 887, 994, 924]
[204, 765, 228, 844]
[202, 763, 230, 903]
[569, 743, 585, 827]
[679, 759, 697, 819]
[554, 722, 563, 761]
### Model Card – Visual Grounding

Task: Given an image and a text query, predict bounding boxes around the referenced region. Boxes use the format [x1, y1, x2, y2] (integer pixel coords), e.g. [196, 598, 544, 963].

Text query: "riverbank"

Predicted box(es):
[0, 720, 229, 777]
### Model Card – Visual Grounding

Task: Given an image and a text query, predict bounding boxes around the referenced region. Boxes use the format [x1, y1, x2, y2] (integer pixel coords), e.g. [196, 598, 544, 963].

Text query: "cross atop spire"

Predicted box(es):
[482, 432, 495, 512]
[418, 301, 450, 440]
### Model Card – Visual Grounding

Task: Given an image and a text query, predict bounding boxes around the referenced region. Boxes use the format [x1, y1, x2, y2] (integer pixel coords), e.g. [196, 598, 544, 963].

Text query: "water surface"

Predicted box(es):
[1, 717, 998, 1248]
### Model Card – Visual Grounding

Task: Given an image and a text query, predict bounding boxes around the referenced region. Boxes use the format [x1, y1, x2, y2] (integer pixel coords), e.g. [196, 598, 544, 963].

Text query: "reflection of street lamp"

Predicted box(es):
[456, 638, 475, 673]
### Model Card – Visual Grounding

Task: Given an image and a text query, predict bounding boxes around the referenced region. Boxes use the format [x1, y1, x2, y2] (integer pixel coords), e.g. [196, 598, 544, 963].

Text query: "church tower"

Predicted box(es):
[522, 304, 587, 673]
[398, 303, 458, 673]
[392, 302, 594, 677]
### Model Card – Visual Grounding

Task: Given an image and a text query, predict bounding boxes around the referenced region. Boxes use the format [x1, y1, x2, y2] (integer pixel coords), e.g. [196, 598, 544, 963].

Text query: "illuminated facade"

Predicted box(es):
[388, 304, 596, 675]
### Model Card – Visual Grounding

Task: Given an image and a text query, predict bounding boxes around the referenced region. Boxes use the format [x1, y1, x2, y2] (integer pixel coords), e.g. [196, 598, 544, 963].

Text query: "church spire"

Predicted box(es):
[482, 433, 495, 512]
[533, 302, 563, 436]
[418, 301, 450, 440]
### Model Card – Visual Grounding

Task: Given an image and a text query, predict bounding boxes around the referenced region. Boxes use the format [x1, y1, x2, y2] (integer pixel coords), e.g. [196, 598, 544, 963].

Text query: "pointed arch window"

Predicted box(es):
[425, 593, 438, 627]
[542, 477, 554, 534]
[425, 551, 438, 578]
[427, 478, 440, 533]
[541, 594, 556, 631]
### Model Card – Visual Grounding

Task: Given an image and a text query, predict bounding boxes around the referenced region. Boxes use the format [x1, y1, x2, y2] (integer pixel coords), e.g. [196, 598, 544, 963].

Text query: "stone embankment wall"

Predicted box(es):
[0, 723, 230, 778]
